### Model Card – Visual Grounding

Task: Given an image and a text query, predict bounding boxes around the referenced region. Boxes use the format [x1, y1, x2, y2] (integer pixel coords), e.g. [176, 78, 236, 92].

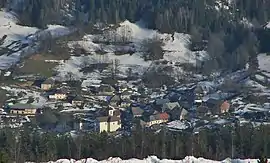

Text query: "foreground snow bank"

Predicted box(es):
[47, 156, 266, 163]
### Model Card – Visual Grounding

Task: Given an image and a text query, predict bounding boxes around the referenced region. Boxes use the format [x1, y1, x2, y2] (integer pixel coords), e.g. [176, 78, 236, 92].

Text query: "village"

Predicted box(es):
[0, 66, 269, 135]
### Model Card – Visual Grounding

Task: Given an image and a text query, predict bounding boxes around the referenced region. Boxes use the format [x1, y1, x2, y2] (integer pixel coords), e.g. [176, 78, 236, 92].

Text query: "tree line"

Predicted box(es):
[0, 123, 270, 162]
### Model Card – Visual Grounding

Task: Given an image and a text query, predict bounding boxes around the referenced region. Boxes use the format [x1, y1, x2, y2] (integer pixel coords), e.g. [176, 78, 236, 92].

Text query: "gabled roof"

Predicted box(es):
[10, 103, 39, 109]
[55, 88, 67, 94]
[163, 102, 180, 110]
[150, 113, 169, 121]
[42, 78, 54, 85]
[110, 95, 121, 102]
[97, 116, 120, 122]
[180, 108, 189, 115]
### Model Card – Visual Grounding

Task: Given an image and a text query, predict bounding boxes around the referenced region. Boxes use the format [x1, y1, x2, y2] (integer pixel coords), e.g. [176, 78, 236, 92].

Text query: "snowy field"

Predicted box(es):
[1, 86, 47, 107]
[0, 10, 38, 69]
[258, 53, 270, 72]
[46, 156, 267, 163]
[0, 10, 71, 70]
[55, 20, 206, 81]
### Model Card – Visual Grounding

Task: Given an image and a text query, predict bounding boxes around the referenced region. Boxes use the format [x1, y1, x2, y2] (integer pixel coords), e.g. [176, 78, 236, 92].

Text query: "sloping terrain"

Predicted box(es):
[0, 10, 38, 69]
[55, 21, 207, 81]
[0, 9, 71, 70]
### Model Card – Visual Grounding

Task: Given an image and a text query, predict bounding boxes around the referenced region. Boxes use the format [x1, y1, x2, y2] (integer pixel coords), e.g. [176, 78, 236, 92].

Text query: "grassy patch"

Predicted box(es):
[0, 89, 8, 106]
[17, 59, 57, 77]
[32, 53, 70, 61]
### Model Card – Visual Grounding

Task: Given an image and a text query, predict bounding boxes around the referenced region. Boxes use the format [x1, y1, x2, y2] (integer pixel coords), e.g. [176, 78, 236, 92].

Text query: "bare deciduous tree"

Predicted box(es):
[65, 72, 74, 81]
[109, 59, 120, 79]
[119, 25, 133, 44]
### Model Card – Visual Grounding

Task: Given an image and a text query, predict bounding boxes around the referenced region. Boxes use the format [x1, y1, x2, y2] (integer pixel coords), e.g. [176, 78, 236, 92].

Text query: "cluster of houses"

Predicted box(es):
[0, 74, 236, 133]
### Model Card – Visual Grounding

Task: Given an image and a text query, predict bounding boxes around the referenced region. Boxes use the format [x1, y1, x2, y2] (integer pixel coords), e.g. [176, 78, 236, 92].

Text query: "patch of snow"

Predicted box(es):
[45, 25, 72, 37]
[240, 18, 253, 28]
[4, 71, 11, 76]
[266, 22, 270, 29]
[167, 120, 190, 130]
[81, 79, 102, 88]
[0, 10, 38, 69]
[46, 156, 268, 163]
[0, 10, 73, 70]
[63, 20, 207, 81]
[255, 74, 265, 82]
[213, 119, 229, 125]
[258, 53, 270, 72]
[1, 86, 47, 107]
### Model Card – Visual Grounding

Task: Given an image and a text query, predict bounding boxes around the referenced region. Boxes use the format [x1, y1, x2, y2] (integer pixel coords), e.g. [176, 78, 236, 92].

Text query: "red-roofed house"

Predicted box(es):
[141, 112, 169, 127]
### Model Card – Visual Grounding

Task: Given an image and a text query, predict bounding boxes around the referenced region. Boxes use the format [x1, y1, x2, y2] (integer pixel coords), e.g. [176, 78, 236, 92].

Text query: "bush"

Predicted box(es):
[141, 35, 164, 61]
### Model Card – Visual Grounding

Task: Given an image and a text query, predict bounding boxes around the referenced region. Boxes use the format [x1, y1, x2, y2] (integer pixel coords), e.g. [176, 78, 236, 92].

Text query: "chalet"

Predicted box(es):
[205, 99, 230, 114]
[140, 112, 169, 127]
[41, 78, 54, 90]
[49, 89, 68, 100]
[97, 116, 121, 133]
[9, 103, 41, 116]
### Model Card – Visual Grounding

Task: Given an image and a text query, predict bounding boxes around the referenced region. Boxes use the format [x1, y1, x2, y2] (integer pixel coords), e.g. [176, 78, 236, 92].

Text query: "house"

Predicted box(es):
[180, 108, 189, 120]
[97, 116, 121, 133]
[41, 78, 54, 90]
[220, 101, 230, 113]
[99, 84, 115, 95]
[162, 102, 180, 112]
[9, 103, 41, 116]
[140, 112, 169, 127]
[120, 100, 130, 108]
[71, 96, 84, 106]
[131, 106, 144, 117]
[205, 99, 230, 114]
[49, 89, 67, 100]
[168, 107, 189, 121]
[74, 118, 97, 131]
[121, 89, 133, 100]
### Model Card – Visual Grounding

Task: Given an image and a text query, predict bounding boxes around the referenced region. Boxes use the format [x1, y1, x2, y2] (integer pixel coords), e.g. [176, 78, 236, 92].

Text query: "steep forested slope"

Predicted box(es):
[1, 0, 270, 72]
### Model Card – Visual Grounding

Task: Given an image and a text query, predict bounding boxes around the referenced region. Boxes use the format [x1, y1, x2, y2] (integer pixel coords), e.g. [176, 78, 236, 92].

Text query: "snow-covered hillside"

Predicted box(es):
[56, 20, 207, 80]
[0, 10, 38, 69]
[47, 156, 266, 163]
[0, 9, 71, 70]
